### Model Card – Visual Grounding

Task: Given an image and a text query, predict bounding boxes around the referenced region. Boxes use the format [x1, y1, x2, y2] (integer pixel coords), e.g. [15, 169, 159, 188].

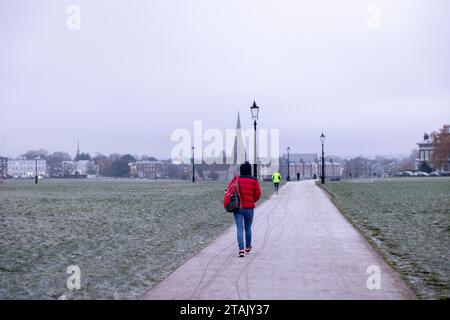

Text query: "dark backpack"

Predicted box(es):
[223, 176, 241, 213]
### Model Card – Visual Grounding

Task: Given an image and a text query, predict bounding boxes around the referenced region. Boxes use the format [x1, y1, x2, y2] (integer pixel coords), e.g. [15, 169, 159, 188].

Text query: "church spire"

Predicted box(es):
[76, 138, 80, 160]
[233, 112, 247, 164]
[236, 111, 242, 130]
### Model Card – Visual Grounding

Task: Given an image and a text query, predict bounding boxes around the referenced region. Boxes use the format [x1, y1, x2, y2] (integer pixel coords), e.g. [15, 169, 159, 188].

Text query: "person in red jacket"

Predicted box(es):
[227, 162, 262, 257]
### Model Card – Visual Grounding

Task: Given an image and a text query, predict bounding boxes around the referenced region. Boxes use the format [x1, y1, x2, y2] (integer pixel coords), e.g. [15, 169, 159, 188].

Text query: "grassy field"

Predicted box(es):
[320, 178, 450, 299]
[0, 179, 276, 300]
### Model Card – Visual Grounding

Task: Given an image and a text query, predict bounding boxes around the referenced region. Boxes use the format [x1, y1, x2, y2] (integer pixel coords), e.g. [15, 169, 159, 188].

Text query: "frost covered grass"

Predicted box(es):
[0, 179, 275, 299]
[320, 178, 450, 299]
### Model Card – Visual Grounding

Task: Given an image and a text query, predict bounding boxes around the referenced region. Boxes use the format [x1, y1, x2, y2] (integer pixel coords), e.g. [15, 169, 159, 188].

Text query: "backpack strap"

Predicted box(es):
[234, 176, 241, 209]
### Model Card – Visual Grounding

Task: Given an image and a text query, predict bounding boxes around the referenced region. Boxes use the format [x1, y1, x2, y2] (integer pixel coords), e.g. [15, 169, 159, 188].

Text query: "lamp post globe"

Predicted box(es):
[250, 100, 259, 120]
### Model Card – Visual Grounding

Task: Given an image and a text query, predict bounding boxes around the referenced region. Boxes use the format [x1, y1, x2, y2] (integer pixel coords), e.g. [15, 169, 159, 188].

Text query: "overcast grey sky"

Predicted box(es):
[1, 0, 449, 159]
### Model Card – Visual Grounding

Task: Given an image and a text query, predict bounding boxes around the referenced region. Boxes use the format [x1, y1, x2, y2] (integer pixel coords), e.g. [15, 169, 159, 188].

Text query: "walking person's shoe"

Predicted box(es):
[238, 250, 245, 257]
[245, 247, 252, 254]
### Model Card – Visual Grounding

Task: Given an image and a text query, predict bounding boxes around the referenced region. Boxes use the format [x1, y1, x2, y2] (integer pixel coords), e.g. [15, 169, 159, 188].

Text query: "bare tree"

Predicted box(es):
[431, 124, 450, 171]
[21, 149, 48, 160]
[47, 151, 72, 165]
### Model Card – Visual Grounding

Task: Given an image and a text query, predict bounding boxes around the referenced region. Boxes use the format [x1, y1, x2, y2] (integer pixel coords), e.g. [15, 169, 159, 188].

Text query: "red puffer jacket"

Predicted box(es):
[227, 175, 262, 209]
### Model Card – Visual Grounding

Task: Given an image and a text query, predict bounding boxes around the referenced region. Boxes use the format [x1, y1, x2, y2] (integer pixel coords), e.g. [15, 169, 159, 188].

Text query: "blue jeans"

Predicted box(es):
[233, 208, 254, 250]
[274, 182, 279, 192]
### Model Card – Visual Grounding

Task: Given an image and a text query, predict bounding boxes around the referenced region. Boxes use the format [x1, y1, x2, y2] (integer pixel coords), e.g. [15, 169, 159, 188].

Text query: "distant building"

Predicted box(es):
[282, 153, 318, 179]
[62, 160, 99, 177]
[130, 160, 166, 179]
[416, 132, 434, 170]
[317, 158, 343, 179]
[0, 156, 7, 178]
[281, 153, 342, 179]
[7, 158, 46, 178]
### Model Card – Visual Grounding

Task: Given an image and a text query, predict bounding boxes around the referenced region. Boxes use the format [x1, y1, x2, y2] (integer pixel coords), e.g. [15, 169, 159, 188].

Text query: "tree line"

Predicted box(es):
[18, 150, 159, 178]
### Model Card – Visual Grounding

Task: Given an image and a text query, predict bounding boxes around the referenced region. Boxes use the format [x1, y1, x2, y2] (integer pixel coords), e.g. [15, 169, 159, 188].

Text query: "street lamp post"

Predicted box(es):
[287, 147, 291, 181]
[191, 146, 195, 183]
[35, 155, 39, 184]
[250, 101, 260, 179]
[320, 133, 325, 184]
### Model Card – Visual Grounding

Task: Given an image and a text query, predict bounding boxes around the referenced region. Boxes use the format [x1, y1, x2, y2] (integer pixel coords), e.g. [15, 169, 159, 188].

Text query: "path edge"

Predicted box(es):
[138, 183, 286, 300]
[316, 181, 418, 300]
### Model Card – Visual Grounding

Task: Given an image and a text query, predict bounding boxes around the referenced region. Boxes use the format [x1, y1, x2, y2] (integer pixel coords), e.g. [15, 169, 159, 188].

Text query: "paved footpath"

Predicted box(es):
[141, 181, 415, 300]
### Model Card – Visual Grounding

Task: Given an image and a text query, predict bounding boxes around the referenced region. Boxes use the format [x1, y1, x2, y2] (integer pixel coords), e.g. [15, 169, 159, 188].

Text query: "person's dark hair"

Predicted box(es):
[240, 161, 252, 176]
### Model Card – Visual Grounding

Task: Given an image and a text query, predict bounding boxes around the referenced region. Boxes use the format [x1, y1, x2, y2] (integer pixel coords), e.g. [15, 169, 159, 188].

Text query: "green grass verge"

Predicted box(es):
[318, 178, 450, 300]
[0, 179, 276, 299]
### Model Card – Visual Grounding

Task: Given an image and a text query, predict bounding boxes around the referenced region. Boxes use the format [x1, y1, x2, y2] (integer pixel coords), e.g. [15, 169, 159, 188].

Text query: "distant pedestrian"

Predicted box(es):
[297, 172, 300, 181]
[271, 170, 281, 194]
[226, 162, 261, 257]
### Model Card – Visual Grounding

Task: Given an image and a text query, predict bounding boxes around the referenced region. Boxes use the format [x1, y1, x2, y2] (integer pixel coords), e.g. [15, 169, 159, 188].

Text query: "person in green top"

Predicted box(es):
[271, 170, 281, 194]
